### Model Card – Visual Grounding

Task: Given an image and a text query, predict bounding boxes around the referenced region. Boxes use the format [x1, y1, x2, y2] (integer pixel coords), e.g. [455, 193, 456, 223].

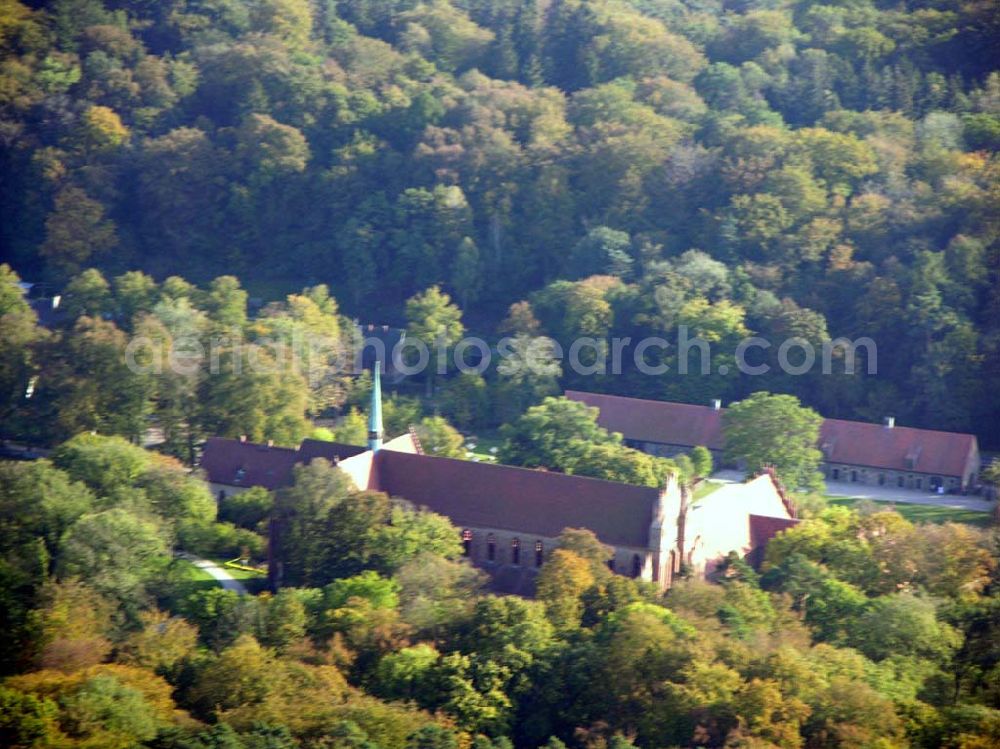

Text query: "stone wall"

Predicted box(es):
[822, 464, 962, 491]
[456, 524, 654, 582]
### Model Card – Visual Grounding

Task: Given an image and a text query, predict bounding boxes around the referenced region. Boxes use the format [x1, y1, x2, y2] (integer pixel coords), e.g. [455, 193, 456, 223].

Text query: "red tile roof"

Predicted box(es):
[565, 391, 977, 478]
[201, 438, 367, 490]
[373, 450, 660, 548]
[819, 418, 976, 477]
[200, 437, 301, 491]
[297, 439, 367, 462]
[748, 514, 800, 547]
[746, 514, 800, 568]
[565, 390, 724, 450]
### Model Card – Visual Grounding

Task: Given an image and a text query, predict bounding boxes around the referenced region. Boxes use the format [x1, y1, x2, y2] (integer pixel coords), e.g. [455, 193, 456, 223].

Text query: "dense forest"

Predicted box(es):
[2, 431, 1000, 749]
[1, 0, 998, 443]
[2, 2, 1000, 743]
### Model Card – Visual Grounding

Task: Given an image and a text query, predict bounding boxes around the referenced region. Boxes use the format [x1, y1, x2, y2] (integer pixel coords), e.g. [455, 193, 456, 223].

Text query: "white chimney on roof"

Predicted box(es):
[51, 295, 61, 309]
[884, 416, 895, 429]
[711, 399, 722, 410]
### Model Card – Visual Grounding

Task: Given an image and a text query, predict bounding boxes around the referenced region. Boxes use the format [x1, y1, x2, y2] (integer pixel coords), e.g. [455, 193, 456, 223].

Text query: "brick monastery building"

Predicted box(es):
[200, 371, 799, 594]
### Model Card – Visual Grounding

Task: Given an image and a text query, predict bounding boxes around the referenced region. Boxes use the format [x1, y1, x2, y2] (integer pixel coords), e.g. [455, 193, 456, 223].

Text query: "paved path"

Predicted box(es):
[177, 552, 248, 594]
[822, 480, 993, 512]
[709, 470, 993, 513]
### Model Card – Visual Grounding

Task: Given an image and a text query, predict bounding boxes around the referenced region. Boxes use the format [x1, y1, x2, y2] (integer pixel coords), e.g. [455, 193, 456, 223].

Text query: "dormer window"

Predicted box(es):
[234, 467, 246, 484]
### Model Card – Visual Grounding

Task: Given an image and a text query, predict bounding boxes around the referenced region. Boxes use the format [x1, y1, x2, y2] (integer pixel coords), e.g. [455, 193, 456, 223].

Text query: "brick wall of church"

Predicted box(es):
[456, 525, 655, 583]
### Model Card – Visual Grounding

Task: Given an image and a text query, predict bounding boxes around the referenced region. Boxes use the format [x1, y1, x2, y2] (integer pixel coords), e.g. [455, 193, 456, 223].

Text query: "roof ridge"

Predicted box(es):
[378, 449, 664, 493]
[569, 390, 977, 440]
[207, 436, 300, 453]
[821, 416, 976, 439]
[567, 391, 976, 477]
[566, 389, 721, 411]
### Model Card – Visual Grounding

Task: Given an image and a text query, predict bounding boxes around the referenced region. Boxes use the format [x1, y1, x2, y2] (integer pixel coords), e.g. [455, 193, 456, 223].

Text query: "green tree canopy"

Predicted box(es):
[723, 391, 824, 491]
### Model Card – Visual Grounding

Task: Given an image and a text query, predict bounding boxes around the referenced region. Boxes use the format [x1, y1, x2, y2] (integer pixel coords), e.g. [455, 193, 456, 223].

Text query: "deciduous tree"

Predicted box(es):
[723, 392, 824, 491]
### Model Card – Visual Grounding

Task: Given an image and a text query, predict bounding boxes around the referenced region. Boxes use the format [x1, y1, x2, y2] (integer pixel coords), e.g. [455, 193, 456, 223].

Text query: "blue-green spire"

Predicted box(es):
[368, 362, 383, 452]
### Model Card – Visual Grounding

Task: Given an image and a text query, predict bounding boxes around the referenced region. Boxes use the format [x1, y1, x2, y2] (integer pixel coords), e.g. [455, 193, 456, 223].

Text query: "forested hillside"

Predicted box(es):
[2, 5, 1000, 746]
[1, 0, 999, 441]
[3, 433, 1000, 749]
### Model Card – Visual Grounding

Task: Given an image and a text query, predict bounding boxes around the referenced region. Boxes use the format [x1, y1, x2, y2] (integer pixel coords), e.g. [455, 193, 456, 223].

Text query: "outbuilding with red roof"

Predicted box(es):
[565, 390, 981, 492]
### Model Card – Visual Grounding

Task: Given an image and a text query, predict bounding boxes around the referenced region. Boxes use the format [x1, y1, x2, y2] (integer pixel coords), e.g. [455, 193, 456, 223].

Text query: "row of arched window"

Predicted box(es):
[462, 530, 545, 567]
[461, 529, 644, 578]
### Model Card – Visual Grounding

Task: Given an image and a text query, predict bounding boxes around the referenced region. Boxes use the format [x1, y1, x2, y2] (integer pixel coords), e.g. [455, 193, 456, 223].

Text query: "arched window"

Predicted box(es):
[461, 529, 472, 557]
[535, 540, 544, 567]
[631, 554, 642, 578]
[511, 538, 520, 565]
[487, 533, 496, 562]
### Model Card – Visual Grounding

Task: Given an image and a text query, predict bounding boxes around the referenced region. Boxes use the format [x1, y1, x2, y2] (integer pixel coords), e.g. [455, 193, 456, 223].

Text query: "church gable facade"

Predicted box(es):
[683, 473, 799, 579]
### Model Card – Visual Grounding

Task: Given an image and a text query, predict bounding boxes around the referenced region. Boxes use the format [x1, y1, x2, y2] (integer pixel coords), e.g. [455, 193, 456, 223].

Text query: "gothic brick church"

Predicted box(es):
[201, 369, 797, 594]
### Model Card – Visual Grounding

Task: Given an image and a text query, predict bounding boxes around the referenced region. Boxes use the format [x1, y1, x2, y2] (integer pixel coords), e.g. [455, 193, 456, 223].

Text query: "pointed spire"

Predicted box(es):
[368, 362, 383, 452]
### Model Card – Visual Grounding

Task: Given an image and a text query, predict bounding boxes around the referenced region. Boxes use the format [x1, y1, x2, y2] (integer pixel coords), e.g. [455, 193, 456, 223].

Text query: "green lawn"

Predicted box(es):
[219, 566, 263, 581]
[161, 558, 222, 607]
[827, 497, 993, 527]
[216, 559, 269, 594]
[217, 560, 267, 580]
[162, 557, 268, 607]
[464, 430, 503, 462]
[175, 558, 215, 585]
[694, 480, 723, 501]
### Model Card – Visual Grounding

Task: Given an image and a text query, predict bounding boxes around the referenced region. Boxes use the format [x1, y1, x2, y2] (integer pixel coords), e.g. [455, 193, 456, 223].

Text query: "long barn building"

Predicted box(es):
[565, 391, 981, 493]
